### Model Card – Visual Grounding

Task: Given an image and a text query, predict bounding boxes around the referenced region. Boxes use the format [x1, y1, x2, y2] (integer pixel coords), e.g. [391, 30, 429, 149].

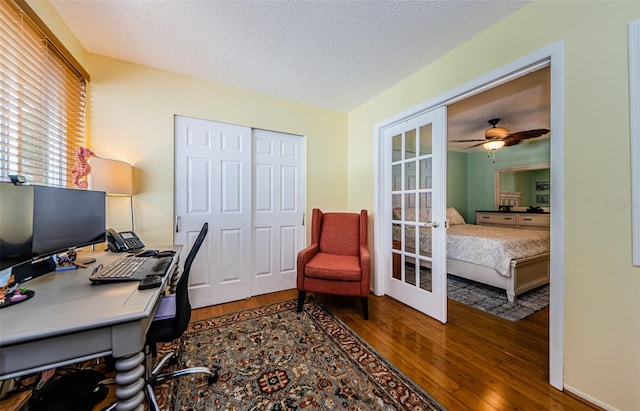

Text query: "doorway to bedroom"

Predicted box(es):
[374, 43, 564, 389]
[445, 66, 551, 321]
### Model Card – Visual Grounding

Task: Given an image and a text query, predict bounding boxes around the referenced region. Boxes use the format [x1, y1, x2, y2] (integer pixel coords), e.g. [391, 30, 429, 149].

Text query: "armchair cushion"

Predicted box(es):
[305, 252, 361, 281]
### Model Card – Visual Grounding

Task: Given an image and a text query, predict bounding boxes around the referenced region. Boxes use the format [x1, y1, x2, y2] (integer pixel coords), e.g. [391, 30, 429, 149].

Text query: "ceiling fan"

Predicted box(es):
[452, 118, 550, 151]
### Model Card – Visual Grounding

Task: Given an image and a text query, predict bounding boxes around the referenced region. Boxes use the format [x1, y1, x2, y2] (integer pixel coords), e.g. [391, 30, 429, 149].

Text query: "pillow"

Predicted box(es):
[446, 207, 466, 225]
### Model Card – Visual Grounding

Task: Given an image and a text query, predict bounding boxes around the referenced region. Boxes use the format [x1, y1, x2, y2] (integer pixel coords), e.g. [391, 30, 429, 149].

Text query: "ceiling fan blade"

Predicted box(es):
[507, 129, 550, 140]
[502, 136, 521, 147]
[467, 141, 489, 148]
[449, 139, 486, 143]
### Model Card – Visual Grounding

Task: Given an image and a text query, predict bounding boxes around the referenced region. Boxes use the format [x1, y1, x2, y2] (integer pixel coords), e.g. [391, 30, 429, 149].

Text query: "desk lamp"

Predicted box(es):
[88, 158, 135, 231]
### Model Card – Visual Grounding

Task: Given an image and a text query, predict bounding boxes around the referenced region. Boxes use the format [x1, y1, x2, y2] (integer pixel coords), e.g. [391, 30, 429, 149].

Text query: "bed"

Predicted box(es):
[393, 207, 550, 302]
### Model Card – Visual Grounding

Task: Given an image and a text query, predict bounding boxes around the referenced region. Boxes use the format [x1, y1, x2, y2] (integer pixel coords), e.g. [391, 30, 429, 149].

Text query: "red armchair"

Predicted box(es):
[296, 208, 370, 319]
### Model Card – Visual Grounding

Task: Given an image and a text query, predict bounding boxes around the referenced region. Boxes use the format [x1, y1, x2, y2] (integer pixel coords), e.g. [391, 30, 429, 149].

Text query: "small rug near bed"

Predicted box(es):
[405, 265, 549, 322]
[153, 298, 445, 410]
[447, 275, 549, 322]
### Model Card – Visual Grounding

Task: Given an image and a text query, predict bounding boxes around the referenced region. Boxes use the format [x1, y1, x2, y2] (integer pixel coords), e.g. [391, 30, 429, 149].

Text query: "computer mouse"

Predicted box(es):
[136, 249, 159, 257]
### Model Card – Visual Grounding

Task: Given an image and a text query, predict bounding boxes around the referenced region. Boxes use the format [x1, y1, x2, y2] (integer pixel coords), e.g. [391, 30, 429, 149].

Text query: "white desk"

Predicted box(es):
[0, 246, 182, 411]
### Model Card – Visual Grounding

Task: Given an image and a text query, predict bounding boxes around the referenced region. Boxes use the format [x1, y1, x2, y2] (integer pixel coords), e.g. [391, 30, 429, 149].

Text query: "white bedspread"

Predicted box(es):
[445, 224, 549, 277]
[395, 224, 550, 278]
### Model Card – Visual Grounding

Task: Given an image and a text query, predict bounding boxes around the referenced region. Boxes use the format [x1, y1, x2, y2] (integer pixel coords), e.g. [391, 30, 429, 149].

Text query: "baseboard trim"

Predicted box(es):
[564, 384, 618, 411]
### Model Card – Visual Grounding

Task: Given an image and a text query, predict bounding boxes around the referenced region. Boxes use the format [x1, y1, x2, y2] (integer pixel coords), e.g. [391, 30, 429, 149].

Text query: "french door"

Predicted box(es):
[385, 107, 448, 323]
[174, 116, 304, 308]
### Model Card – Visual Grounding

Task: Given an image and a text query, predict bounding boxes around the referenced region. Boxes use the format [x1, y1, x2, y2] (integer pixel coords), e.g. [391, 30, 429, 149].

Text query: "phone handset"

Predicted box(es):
[105, 228, 145, 252]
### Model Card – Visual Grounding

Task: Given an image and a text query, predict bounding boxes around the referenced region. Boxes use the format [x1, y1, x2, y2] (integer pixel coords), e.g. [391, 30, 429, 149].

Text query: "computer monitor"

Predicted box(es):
[0, 183, 106, 278]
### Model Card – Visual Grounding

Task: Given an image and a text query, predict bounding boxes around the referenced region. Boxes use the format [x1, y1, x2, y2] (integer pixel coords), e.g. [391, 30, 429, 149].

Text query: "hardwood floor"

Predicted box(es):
[193, 290, 600, 411]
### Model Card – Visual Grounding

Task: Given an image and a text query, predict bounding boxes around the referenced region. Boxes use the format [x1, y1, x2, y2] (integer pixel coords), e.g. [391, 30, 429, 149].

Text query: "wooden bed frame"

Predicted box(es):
[446, 252, 550, 302]
[416, 252, 550, 302]
[394, 209, 550, 302]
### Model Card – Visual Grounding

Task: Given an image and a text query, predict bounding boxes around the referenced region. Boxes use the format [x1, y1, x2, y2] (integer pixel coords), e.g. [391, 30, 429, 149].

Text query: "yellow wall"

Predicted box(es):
[26, 0, 640, 409]
[348, 2, 640, 410]
[85, 55, 348, 245]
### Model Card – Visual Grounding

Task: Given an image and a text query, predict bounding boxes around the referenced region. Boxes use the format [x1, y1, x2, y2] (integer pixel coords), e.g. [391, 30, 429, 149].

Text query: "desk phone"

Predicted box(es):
[106, 228, 145, 252]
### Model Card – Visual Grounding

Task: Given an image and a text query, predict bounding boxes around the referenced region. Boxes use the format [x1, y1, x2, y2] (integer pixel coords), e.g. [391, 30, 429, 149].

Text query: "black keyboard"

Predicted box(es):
[89, 255, 173, 283]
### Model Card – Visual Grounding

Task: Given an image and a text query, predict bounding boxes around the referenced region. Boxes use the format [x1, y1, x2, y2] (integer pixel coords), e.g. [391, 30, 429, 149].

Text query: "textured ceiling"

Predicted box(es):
[50, 0, 530, 113]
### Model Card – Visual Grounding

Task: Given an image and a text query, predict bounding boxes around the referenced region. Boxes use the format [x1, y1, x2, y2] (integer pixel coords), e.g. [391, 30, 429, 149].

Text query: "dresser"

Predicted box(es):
[476, 211, 550, 230]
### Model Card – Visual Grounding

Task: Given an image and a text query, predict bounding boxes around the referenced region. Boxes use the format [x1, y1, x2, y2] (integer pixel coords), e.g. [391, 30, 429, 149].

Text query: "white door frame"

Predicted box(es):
[374, 41, 565, 390]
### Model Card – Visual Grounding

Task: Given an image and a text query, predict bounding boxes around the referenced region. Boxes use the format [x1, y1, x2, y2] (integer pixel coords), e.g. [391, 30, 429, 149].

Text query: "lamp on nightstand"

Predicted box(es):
[88, 157, 135, 231]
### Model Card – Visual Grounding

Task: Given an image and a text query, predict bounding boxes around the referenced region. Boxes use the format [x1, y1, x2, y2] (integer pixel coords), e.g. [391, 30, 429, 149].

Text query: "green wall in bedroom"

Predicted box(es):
[447, 151, 468, 218]
[447, 139, 550, 224]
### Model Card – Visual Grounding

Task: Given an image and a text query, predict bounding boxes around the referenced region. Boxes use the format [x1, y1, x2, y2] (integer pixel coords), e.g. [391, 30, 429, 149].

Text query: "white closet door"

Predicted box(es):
[252, 129, 305, 296]
[175, 116, 305, 308]
[175, 116, 252, 308]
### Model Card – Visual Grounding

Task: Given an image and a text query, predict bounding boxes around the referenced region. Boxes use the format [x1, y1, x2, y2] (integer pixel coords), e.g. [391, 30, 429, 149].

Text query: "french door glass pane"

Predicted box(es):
[391, 194, 401, 220]
[405, 161, 416, 190]
[392, 134, 402, 161]
[405, 129, 416, 159]
[419, 158, 432, 189]
[404, 193, 415, 219]
[419, 124, 432, 156]
[392, 164, 402, 191]
[404, 256, 417, 286]
[419, 192, 432, 257]
[403, 224, 415, 255]
[418, 260, 432, 292]
[392, 223, 401, 280]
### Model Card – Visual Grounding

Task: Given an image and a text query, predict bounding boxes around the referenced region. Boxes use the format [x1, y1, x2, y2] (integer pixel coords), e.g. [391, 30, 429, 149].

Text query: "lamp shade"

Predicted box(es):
[88, 158, 133, 196]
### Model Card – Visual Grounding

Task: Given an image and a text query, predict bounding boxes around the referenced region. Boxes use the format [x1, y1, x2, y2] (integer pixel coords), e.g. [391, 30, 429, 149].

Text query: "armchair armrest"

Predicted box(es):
[359, 245, 371, 293]
[297, 243, 319, 283]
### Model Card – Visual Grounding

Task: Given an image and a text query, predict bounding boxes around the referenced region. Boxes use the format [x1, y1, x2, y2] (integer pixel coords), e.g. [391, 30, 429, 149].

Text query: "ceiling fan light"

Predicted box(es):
[482, 140, 506, 151]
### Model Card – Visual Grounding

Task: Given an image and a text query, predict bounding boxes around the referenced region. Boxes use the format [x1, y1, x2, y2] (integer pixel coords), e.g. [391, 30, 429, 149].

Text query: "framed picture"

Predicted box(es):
[536, 194, 549, 205]
[536, 181, 550, 191]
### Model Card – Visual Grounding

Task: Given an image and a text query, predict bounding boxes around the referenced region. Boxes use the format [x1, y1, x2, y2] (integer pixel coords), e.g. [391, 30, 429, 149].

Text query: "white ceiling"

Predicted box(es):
[50, 0, 550, 149]
[50, 0, 529, 113]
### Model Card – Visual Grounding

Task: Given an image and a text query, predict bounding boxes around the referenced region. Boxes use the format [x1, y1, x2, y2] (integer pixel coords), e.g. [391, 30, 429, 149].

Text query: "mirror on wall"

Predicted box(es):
[494, 163, 550, 210]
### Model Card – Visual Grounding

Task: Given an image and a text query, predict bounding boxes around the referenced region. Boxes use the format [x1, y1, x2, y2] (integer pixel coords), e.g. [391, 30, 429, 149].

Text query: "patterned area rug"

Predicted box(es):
[153, 298, 445, 410]
[405, 265, 549, 322]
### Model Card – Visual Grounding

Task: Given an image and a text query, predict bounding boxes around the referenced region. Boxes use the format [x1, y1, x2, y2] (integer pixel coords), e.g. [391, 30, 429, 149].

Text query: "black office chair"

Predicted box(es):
[144, 222, 218, 410]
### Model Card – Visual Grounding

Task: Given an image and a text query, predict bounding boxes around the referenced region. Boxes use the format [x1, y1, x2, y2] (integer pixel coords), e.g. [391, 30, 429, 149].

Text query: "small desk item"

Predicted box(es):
[0, 288, 34, 309]
[0, 245, 182, 411]
[138, 275, 162, 290]
[54, 250, 78, 271]
[135, 249, 159, 257]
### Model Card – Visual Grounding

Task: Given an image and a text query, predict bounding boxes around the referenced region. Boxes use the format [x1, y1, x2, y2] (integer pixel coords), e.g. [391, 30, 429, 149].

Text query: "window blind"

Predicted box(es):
[0, 0, 87, 187]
